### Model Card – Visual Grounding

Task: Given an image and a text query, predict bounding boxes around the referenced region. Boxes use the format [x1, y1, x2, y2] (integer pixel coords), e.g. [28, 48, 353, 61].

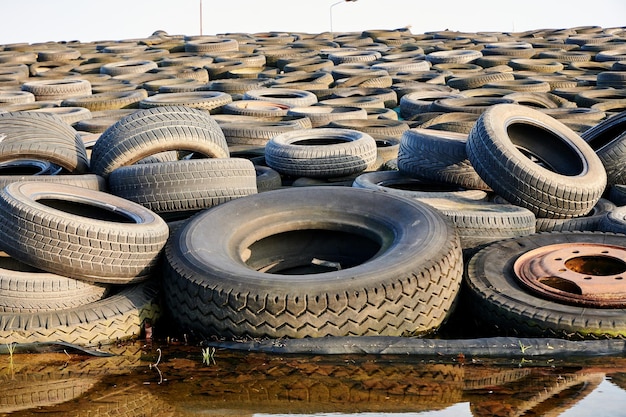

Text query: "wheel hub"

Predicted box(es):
[513, 243, 626, 308]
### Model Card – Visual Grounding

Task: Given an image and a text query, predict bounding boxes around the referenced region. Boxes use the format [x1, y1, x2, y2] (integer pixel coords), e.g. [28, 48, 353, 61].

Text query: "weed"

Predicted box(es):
[202, 347, 216, 365]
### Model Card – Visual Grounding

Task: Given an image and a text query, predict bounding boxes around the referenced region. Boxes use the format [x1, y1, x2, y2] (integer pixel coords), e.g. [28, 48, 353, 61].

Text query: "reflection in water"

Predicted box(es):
[2, 342, 626, 416]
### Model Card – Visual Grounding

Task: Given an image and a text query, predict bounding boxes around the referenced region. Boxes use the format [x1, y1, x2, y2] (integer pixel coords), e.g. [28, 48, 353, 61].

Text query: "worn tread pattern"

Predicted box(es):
[0, 111, 89, 173]
[0, 280, 160, 346]
[265, 128, 378, 178]
[108, 158, 258, 218]
[398, 128, 491, 191]
[163, 187, 463, 339]
[0, 182, 169, 284]
[90, 106, 229, 177]
[466, 103, 606, 219]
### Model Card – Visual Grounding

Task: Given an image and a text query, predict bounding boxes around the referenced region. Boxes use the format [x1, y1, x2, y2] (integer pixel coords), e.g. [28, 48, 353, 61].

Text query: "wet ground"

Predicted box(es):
[2, 336, 626, 417]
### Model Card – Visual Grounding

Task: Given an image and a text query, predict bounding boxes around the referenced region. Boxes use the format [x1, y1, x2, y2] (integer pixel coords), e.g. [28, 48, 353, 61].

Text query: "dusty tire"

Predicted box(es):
[0, 280, 160, 346]
[467, 103, 607, 219]
[0, 112, 89, 173]
[465, 231, 626, 339]
[164, 186, 463, 338]
[90, 106, 229, 178]
[265, 128, 377, 178]
[398, 128, 491, 191]
[108, 158, 258, 220]
[0, 251, 108, 313]
[581, 110, 626, 186]
[0, 182, 169, 284]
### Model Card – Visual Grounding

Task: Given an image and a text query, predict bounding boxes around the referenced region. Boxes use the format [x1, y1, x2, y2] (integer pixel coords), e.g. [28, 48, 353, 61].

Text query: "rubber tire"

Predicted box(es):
[138, 91, 233, 113]
[90, 106, 229, 178]
[0, 182, 169, 284]
[163, 186, 463, 338]
[465, 231, 626, 339]
[535, 198, 616, 232]
[398, 128, 491, 191]
[581, 110, 626, 186]
[0, 280, 160, 346]
[265, 128, 378, 179]
[0, 111, 89, 174]
[108, 158, 258, 220]
[0, 251, 108, 313]
[466, 103, 607, 219]
[351, 170, 489, 201]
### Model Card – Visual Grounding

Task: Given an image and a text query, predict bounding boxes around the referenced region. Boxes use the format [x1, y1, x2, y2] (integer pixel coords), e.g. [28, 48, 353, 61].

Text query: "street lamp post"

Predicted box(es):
[329, 0, 358, 37]
[199, 0, 203, 36]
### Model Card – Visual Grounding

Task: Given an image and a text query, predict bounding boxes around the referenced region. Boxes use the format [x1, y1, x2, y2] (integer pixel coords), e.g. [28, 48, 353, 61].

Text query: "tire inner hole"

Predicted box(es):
[38, 198, 137, 223]
[243, 229, 381, 275]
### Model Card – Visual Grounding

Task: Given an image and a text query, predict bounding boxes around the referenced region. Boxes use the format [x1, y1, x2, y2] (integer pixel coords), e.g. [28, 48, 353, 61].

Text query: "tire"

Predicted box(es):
[0, 251, 108, 313]
[61, 89, 149, 111]
[419, 198, 536, 250]
[222, 100, 291, 118]
[220, 119, 304, 146]
[243, 88, 318, 107]
[608, 184, 626, 206]
[446, 71, 515, 90]
[398, 128, 491, 191]
[90, 106, 229, 178]
[30, 106, 92, 125]
[0, 280, 160, 346]
[108, 158, 258, 220]
[598, 205, 626, 234]
[0, 111, 89, 173]
[286, 105, 368, 128]
[352, 170, 488, 201]
[100, 59, 159, 76]
[163, 186, 463, 338]
[581, 110, 626, 186]
[21, 78, 92, 101]
[465, 231, 626, 339]
[255, 164, 282, 192]
[536, 198, 615, 232]
[138, 91, 233, 113]
[0, 182, 169, 284]
[265, 128, 377, 178]
[327, 118, 409, 139]
[466, 103, 607, 219]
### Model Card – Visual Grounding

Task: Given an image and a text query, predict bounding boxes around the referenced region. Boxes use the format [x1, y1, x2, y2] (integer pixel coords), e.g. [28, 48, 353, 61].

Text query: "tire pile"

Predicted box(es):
[1, 25, 626, 346]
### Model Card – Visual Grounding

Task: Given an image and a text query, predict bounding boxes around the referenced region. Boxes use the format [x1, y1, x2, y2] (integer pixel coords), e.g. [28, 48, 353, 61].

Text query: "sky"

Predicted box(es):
[1, 0, 625, 45]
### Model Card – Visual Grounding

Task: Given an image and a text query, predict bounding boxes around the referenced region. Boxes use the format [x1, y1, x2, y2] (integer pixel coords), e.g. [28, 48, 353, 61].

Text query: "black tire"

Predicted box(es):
[255, 164, 282, 192]
[536, 198, 616, 232]
[465, 231, 626, 339]
[581, 110, 626, 186]
[0, 280, 160, 346]
[608, 184, 626, 206]
[21, 78, 92, 101]
[0, 111, 89, 174]
[164, 186, 463, 338]
[0, 182, 169, 284]
[420, 198, 536, 250]
[466, 103, 607, 219]
[108, 158, 258, 220]
[265, 128, 378, 178]
[352, 170, 488, 201]
[220, 119, 305, 146]
[598, 205, 626, 234]
[90, 106, 229, 178]
[327, 119, 409, 139]
[398, 128, 491, 191]
[0, 251, 108, 313]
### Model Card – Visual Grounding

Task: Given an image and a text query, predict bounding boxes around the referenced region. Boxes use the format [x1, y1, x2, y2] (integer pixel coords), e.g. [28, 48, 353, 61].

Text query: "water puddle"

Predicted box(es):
[2, 340, 626, 416]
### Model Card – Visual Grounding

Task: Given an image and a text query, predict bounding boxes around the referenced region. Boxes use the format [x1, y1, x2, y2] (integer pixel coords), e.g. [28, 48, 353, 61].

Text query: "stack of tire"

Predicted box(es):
[1, 25, 626, 344]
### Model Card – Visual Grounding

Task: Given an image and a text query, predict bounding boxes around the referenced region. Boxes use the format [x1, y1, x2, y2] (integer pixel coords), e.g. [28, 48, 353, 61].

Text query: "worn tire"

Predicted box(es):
[0, 280, 160, 346]
[465, 231, 626, 339]
[265, 128, 377, 178]
[0, 182, 169, 284]
[581, 110, 626, 186]
[90, 106, 229, 177]
[108, 158, 257, 220]
[467, 103, 607, 219]
[164, 186, 463, 338]
[398, 128, 491, 191]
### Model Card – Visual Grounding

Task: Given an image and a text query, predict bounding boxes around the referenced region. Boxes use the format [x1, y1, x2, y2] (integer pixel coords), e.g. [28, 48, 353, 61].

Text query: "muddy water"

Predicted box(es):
[2, 340, 626, 416]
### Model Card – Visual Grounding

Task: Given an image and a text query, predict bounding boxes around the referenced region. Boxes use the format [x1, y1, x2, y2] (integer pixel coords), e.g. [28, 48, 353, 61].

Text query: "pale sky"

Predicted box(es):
[1, 0, 625, 45]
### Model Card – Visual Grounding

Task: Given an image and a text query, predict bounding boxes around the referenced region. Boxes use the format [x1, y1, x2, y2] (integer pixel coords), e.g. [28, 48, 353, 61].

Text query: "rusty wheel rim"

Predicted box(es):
[513, 243, 626, 308]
